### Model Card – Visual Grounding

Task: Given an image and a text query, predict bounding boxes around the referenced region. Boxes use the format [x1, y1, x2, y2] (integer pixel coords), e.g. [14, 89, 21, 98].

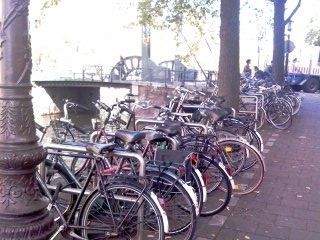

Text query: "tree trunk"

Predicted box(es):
[217, 0, 240, 112]
[272, 0, 285, 85]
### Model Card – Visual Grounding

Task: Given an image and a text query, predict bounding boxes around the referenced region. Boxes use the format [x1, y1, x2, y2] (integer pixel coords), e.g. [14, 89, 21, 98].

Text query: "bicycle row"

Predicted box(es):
[35, 89, 269, 239]
[238, 77, 302, 130]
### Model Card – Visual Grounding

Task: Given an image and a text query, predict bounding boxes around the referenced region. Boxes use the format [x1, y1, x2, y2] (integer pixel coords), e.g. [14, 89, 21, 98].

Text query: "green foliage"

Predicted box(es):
[305, 18, 320, 46]
[240, 1, 274, 42]
[137, 0, 219, 64]
[137, 0, 218, 32]
[41, 0, 61, 10]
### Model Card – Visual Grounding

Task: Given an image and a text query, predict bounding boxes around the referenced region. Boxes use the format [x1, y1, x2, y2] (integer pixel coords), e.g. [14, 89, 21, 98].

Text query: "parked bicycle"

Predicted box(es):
[36, 99, 91, 144]
[38, 142, 169, 239]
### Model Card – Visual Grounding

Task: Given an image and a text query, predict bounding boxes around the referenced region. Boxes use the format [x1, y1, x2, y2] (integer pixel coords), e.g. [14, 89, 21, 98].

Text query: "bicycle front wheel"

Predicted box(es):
[266, 99, 292, 130]
[180, 140, 232, 216]
[79, 181, 166, 240]
[44, 156, 79, 219]
[217, 138, 266, 195]
[196, 155, 233, 216]
[146, 169, 197, 240]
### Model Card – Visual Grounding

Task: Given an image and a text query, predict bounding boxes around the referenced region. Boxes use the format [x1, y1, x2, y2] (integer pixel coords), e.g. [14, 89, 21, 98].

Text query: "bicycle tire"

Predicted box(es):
[179, 139, 232, 215]
[49, 121, 76, 143]
[197, 155, 232, 216]
[180, 135, 245, 176]
[70, 156, 92, 176]
[256, 107, 266, 129]
[283, 94, 301, 115]
[215, 123, 264, 152]
[266, 99, 293, 130]
[217, 138, 265, 195]
[44, 156, 78, 219]
[146, 169, 197, 240]
[79, 181, 166, 240]
[189, 168, 204, 213]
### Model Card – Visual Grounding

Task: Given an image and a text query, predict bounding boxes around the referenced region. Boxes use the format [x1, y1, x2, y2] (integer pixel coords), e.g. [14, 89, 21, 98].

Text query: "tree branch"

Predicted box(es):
[284, 0, 301, 25]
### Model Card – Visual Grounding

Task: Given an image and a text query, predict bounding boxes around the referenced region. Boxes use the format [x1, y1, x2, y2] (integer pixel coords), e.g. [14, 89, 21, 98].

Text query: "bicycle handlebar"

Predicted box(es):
[118, 104, 134, 115]
[63, 100, 89, 119]
[132, 103, 166, 111]
[94, 100, 112, 112]
[175, 86, 207, 98]
[175, 86, 193, 94]
[74, 103, 90, 111]
[35, 122, 45, 133]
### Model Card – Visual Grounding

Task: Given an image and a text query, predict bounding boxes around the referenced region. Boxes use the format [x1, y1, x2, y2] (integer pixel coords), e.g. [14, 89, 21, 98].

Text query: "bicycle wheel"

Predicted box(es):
[146, 169, 197, 240]
[217, 138, 265, 195]
[196, 155, 232, 216]
[266, 99, 292, 130]
[44, 156, 78, 219]
[46, 120, 76, 143]
[180, 140, 232, 216]
[190, 168, 204, 214]
[79, 181, 166, 240]
[215, 123, 263, 152]
[90, 130, 115, 144]
[282, 94, 301, 115]
[70, 156, 92, 176]
[256, 107, 266, 129]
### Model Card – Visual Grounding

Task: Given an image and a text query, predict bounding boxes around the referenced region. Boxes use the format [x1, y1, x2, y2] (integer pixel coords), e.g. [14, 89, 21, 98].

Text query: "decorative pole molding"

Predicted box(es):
[0, 1, 56, 239]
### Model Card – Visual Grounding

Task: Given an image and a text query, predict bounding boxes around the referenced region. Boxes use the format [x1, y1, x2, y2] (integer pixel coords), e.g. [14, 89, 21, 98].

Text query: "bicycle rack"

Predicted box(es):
[239, 94, 259, 130]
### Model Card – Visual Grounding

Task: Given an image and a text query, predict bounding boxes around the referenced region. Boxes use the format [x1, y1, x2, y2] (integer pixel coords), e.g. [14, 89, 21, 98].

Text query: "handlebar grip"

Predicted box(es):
[124, 99, 135, 103]
[96, 100, 112, 112]
[153, 105, 163, 110]
[119, 104, 135, 115]
[35, 122, 45, 133]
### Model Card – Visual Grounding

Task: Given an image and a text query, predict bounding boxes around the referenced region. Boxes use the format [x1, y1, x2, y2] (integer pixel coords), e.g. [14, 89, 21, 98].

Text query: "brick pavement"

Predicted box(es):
[194, 92, 320, 240]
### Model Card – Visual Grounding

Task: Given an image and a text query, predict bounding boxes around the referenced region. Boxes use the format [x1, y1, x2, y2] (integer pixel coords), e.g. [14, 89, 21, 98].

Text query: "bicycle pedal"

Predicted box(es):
[68, 230, 86, 240]
[49, 225, 65, 240]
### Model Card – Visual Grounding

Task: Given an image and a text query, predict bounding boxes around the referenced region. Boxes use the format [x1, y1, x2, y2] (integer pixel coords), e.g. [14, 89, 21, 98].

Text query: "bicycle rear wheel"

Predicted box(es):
[79, 181, 166, 240]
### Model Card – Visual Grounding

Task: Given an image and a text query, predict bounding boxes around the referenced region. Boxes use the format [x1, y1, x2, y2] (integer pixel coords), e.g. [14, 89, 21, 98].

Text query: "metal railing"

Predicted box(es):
[32, 64, 218, 89]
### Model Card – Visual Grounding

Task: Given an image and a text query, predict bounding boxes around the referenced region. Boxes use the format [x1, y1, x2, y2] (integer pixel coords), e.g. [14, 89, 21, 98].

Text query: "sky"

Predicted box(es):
[23, 0, 320, 79]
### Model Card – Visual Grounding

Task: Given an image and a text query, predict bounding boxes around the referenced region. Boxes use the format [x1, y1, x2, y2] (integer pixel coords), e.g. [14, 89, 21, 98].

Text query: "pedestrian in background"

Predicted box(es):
[253, 66, 265, 80]
[243, 59, 252, 78]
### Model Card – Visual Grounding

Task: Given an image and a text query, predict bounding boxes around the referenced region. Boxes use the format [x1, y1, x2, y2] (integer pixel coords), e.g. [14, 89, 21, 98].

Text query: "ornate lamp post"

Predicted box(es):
[0, 1, 56, 239]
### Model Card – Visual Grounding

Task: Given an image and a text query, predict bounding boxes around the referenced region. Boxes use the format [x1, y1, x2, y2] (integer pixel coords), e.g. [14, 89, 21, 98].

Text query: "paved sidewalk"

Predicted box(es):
[194, 92, 320, 240]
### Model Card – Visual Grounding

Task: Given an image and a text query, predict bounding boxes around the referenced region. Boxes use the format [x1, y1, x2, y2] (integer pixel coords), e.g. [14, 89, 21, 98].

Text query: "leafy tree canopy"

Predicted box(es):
[305, 17, 320, 46]
[137, 0, 219, 33]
